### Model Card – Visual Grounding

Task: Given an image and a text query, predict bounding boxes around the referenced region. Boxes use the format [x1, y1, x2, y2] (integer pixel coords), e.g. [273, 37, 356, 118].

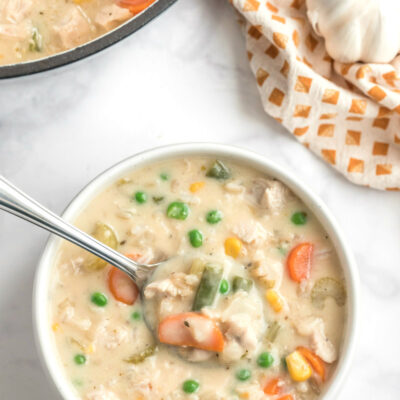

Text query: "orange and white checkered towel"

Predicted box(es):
[233, 0, 400, 191]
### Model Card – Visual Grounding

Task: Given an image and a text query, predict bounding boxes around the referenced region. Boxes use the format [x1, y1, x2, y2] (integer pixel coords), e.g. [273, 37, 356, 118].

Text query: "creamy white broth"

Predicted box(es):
[0, 0, 153, 66]
[49, 157, 347, 400]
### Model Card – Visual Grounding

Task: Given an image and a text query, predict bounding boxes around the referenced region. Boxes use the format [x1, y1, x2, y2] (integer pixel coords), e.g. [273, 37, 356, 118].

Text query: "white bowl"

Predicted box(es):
[33, 143, 360, 400]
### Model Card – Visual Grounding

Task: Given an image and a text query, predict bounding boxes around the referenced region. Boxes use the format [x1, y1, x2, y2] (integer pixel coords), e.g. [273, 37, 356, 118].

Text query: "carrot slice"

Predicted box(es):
[297, 346, 326, 381]
[287, 242, 314, 282]
[277, 396, 294, 400]
[108, 266, 139, 305]
[108, 254, 140, 305]
[158, 312, 225, 352]
[118, 0, 156, 14]
[264, 377, 283, 395]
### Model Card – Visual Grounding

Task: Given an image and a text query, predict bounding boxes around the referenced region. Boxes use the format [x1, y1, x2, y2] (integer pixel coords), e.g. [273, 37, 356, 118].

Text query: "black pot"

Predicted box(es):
[0, 0, 177, 79]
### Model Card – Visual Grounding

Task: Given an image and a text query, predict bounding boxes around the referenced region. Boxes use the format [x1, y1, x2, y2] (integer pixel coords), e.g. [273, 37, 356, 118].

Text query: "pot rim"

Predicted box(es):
[0, 0, 177, 79]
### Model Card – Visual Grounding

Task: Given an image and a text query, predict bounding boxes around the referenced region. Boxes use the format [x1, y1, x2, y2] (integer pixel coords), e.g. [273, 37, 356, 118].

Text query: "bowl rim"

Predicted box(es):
[0, 0, 177, 80]
[33, 142, 360, 400]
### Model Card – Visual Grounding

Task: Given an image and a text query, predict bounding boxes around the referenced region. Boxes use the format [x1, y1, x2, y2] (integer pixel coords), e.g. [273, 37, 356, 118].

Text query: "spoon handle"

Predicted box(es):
[0, 176, 144, 282]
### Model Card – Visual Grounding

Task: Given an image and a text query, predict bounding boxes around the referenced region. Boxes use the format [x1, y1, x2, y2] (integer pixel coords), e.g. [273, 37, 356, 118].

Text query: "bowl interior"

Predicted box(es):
[33, 143, 359, 400]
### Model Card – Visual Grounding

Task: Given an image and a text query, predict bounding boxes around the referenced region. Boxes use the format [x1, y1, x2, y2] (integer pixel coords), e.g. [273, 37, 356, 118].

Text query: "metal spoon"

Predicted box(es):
[0, 176, 160, 286]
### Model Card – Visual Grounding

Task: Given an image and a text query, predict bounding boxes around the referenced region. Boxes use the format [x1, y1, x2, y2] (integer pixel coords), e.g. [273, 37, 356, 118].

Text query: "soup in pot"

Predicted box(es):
[0, 0, 155, 65]
[49, 157, 347, 400]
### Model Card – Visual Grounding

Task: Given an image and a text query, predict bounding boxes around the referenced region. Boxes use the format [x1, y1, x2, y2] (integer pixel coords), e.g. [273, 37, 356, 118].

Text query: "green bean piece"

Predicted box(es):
[311, 277, 347, 309]
[291, 211, 307, 225]
[29, 27, 43, 52]
[232, 276, 253, 293]
[257, 352, 274, 368]
[219, 279, 230, 294]
[124, 345, 156, 364]
[188, 229, 203, 248]
[236, 369, 251, 381]
[266, 321, 281, 343]
[192, 264, 223, 311]
[182, 380, 200, 394]
[160, 173, 169, 181]
[74, 354, 86, 365]
[206, 160, 231, 180]
[281, 356, 288, 371]
[91, 292, 108, 307]
[206, 210, 223, 224]
[134, 191, 147, 204]
[85, 223, 118, 271]
[167, 201, 189, 220]
[152, 196, 164, 204]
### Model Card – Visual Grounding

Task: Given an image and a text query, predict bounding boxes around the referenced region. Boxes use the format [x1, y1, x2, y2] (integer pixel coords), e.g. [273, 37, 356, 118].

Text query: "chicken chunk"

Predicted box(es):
[206, 291, 265, 363]
[53, 6, 92, 49]
[94, 320, 129, 350]
[249, 178, 291, 214]
[95, 4, 132, 31]
[85, 385, 120, 400]
[232, 220, 269, 245]
[1, 0, 33, 23]
[145, 273, 199, 299]
[0, 23, 30, 39]
[250, 254, 283, 289]
[145, 272, 199, 322]
[223, 314, 258, 356]
[295, 317, 337, 363]
[58, 299, 92, 331]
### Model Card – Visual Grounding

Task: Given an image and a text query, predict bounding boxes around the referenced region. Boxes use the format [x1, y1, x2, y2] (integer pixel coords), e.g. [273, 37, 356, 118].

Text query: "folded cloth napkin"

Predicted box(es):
[232, 0, 400, 191]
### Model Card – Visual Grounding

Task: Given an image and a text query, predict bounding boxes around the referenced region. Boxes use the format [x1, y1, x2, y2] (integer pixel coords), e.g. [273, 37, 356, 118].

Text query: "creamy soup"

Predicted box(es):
[0, 0, 155, 65]
[49, 157, 347, 400]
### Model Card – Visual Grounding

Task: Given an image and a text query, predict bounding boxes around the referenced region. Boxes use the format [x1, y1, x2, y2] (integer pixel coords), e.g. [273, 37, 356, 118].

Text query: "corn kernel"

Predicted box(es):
[52, 323, 61, 332]
[266, 289, 284, 312]
[286, 351, 312, 382]
[189, 181, 205, 193]
[84, 344, 94, 354]
[224, 237, 243, 259]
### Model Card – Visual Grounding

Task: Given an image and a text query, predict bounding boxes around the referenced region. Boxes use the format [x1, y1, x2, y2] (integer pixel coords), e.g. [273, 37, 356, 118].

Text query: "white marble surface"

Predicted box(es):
[0, 0, 399, 399]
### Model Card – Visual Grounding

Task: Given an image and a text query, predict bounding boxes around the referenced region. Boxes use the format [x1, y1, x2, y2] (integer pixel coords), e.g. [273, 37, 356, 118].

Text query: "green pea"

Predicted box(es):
[236, 369, 251, 381]
[291, 211, 307, 225]
[206, 210, 222, 224]
[188, 229, 203, 248]
[182, 379, 199, 393]
[134, 191, 147, 204]
[219, 279, 230, 294]
[167, 201, 189, 220]
[160, 173, 169, 181]
[91, 292, 108, 307]
[257, 352, 274, 368]
[74, 354, 86, 365]
[131, 311, 141, 321]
